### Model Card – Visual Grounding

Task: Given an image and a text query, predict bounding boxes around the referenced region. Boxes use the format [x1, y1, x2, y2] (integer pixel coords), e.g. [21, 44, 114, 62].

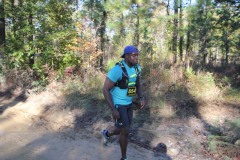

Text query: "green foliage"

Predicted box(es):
[219, 76, 231, 88]
[0, 72, 5, 86]
[4, 0, 78, 79]
[184, 68, 221, 101]
[104, 58, 119, 72]
[2, 0, 239, 91]
[224, 88, 240, 101]
[31, 79, 48, 93]
[207, 118, 240, 159]
[62, 51, 80, 68]
[60, 69, 105, 110]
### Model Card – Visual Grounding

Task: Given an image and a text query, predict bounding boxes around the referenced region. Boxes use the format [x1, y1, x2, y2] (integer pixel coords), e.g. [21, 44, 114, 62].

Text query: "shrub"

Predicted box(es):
[184, 68, 221, 101]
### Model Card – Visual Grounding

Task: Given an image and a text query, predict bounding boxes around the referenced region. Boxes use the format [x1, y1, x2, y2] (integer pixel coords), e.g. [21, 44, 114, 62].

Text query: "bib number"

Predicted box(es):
[127, 86, 136, 96]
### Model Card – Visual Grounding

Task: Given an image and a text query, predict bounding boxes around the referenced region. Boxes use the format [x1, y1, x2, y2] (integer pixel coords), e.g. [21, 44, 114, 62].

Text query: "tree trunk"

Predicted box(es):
[179, 0, 183, 61]
[0, 0, 5, 48]
[185, 0, 192, 70]
[99, 6, 107, 67]
[173, 0, 178, 63]
[28, 12, 34, 68]
[224, 29, 229, 64]
[134, 15, 140, 47]
[166, 0, 170, 16]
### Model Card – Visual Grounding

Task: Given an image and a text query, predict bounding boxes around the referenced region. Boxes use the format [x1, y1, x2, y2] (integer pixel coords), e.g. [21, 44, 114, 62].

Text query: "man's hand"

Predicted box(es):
[138, 98, 145, 109]
[133, 97, 145, 109]
[112, 108, 120, 119]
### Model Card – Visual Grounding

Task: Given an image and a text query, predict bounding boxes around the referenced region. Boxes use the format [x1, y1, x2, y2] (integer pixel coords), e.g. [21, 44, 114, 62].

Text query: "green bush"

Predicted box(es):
[224, 88, 240, 101]
[184, 68, 221, 101]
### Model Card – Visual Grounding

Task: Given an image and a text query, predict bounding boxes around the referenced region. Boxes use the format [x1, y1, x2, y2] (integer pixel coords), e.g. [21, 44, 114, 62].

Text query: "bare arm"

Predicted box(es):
[136, 77, 145, 109]
[102, 77, 120, 119]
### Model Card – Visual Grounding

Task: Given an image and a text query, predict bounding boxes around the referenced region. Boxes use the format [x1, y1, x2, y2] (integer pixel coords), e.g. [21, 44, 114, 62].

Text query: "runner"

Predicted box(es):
[102, 45, 145, 160]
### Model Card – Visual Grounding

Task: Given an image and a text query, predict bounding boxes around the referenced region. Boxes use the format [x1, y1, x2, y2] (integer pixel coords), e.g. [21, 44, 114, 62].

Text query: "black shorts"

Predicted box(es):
[115, 104, 133, 128]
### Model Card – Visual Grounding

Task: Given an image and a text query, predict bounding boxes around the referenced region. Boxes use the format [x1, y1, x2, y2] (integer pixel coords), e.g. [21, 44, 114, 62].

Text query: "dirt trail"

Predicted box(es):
[1, 86, 239, 160]
[0, 130, 159, 160]
[0, 88, 161, 160]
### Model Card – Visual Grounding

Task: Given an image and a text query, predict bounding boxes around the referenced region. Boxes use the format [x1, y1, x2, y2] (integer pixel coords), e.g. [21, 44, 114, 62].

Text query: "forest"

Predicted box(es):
[0, 0, 239, 75]
[0, 0, 240, 159]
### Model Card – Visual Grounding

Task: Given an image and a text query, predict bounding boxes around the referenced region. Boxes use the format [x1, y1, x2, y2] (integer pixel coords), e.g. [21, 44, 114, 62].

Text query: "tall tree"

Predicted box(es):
[179, 0, 183, 61]
[173, 0, 179, 63]
[185, 0, 192, 70]
[81, 0, 107, 67]
[0, 0, 5, 48]
[214, 0, 240, 64]
[132, 2, 140, 46]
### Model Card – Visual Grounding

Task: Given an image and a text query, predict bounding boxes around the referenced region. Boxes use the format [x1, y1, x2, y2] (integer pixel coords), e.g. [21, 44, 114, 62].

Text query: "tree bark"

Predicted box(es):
[179, 0, 183, 61]
[0, 0, 5, 47]
[134, 15, 140, 47]
[28, 12, 35, 68]
[224, 29, 229, 64]
[173, 0, 178, 63]
[166, 0, 170, 16]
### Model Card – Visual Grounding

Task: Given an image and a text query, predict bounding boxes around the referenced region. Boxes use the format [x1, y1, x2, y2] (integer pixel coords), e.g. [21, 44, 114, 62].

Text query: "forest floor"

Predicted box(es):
[0, 82, 240, 160]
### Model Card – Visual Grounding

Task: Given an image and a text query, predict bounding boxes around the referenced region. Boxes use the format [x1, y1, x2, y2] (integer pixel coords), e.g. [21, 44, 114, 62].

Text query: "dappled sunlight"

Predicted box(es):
[156, 103, 176, 118]
[0, 69, 239, 159]
[188, 116, 205, 131]
[198, 102, 236, 126]
[92, 119, 112, 132]
[145, 118, 206, 159]
[196, 86, 222, 102]
[0, 86, 90, 133]
[0, 104, 34, 132]
[0, 115, 31, 132]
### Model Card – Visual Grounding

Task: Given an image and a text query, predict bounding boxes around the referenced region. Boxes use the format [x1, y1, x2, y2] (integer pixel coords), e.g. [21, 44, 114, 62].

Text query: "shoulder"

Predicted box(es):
[107, 64, 122, 82]
[111, 63, 123, 73]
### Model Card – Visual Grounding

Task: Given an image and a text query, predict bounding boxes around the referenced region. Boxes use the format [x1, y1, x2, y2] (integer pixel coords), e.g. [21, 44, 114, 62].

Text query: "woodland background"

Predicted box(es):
[0, 0, 240, 159]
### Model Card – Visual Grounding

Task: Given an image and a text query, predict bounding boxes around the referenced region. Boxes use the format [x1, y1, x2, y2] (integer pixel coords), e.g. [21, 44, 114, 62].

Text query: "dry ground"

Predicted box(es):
[0, 83, 239, 160]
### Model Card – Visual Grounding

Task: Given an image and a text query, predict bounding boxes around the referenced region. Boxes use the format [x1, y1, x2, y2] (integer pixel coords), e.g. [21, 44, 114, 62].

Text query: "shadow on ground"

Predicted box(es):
[1, 77, 239, 159]
[0, 87, 27, 114]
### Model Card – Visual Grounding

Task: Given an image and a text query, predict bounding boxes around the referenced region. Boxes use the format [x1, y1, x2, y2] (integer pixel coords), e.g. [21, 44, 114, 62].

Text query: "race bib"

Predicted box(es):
[127, 86, 136, 96]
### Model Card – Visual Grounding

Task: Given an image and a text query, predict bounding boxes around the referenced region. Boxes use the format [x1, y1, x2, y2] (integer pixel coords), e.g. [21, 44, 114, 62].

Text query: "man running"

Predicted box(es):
[102, 45, 145, 160]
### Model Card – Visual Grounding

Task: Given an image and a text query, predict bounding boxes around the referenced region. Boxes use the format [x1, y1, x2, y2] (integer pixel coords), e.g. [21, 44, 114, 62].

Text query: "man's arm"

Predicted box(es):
[102, 77, 120, 119]
[136, 77, 145, 109]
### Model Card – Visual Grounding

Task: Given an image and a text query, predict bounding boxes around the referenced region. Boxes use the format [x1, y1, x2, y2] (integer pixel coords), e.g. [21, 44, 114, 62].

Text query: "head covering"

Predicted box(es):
[121, 45, 139, 58]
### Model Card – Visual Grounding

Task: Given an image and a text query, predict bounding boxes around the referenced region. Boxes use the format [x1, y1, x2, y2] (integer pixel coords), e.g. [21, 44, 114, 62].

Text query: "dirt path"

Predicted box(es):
[0, 130, 160, 160]
[1, 86, 239, 160]
[0, 89, 162, 160]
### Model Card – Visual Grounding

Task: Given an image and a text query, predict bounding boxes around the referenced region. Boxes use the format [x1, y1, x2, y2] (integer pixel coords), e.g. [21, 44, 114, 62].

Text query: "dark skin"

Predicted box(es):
[102, 52, 145, 159]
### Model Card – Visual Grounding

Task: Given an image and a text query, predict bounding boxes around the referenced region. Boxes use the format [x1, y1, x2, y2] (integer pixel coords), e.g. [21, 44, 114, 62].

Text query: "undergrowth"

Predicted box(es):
[60, 68, 106, 112]
[184, 68, 222, 102]
[1, 60, 239, 159]
[224, 88, 240, 102]
[208, 118, 240, 159]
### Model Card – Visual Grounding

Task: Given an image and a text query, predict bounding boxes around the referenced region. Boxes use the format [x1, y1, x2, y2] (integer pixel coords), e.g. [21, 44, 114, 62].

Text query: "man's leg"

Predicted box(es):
[118, 105, 133, 159]
[103, 104, 133, 159]
[119, 127, 129, 159]
[107, 127, 120, 136]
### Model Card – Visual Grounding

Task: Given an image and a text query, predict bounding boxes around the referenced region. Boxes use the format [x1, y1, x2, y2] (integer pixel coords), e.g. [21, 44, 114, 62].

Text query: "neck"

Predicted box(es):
[124, 59, 133, 68]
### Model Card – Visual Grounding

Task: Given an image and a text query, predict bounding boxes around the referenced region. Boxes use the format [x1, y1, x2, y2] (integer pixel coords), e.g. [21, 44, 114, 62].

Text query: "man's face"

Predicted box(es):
[126, 52, 139, 66]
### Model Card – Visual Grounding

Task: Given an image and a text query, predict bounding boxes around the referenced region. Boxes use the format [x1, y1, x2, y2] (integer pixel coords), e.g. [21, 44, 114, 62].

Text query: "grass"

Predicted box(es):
[2, 61, 239, 159]
[224, 88, 240, 101]
[207, 118, 240, 159]
[184, 69, 222, 102]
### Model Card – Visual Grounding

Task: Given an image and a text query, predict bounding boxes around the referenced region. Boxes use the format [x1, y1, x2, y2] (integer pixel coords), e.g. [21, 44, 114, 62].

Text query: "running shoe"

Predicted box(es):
[102, 129, 110, 146]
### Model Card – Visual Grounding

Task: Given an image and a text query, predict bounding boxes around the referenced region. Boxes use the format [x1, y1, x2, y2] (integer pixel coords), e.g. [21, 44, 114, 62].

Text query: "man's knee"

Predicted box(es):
[120, 128, 130, 136]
